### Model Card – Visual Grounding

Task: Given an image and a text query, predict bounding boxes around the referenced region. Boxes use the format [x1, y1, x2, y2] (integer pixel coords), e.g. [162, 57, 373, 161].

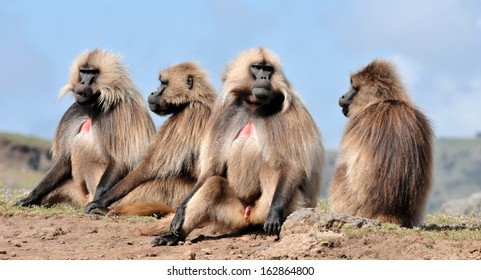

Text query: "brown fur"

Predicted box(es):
[85, 62, 216, 216]
[138, 213, 175, 236]
[107, 201, 174, 217]
[328, 59, 433, 227]
[16, 49, 155, 208]
[146, 48, 324, 242]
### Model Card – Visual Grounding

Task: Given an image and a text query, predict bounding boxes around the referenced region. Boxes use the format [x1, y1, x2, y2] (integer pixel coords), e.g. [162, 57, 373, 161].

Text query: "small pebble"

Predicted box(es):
[201, 248, 212, 255]
[182, 250, 196, 260]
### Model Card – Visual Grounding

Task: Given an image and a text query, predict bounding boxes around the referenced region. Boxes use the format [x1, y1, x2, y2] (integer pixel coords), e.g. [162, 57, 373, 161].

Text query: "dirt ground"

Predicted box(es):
[1, 211, 480, 260]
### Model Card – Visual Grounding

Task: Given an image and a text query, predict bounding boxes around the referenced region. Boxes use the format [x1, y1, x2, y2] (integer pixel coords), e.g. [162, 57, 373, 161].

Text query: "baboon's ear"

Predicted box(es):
[187, 75, 194, 90]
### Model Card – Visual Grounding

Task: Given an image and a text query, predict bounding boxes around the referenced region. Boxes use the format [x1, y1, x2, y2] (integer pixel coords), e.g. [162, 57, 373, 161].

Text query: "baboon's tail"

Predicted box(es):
[136, 213, 175, 236]
[107, 201, 175, 218]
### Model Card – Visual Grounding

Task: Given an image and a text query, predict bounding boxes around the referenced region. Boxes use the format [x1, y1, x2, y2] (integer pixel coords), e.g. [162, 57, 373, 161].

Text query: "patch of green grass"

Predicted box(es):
[418, 212, 481, 241]
[342, 212, 481, 241]
[0, 186, 157, 223]
[0, 186, 83, 217]
[0, 186, 28, 207]
[352, 222, 415, 237]
[317, 200, 330, 212]
[424, 212, 481, 226]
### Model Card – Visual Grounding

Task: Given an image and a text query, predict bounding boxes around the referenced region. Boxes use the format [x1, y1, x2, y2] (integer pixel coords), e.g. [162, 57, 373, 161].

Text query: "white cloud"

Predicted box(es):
[430, 76, 481, 137]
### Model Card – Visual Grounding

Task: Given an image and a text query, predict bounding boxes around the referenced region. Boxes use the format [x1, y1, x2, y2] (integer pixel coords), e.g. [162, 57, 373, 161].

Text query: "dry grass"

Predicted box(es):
[0, 186, 156, 223]
[2, 186, 480, 240]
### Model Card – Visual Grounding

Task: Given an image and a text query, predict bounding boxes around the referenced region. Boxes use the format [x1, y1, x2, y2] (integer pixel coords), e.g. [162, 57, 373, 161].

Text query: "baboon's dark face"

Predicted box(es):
[339, 78, 358, 117]
[340, 60, 407, 118]
[74, 66, 100, 106]
[340, 64, 395, 118]
[251, 62, 273, 99]
[148, 73, 192, 116]
[236, 62, 282, 111]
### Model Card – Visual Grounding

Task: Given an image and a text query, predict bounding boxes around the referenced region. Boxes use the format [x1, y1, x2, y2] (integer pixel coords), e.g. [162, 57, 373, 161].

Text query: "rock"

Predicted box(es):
[252, 207, 381, 260]
[182, 250, 196, 260]
[282, 208, 381, 234]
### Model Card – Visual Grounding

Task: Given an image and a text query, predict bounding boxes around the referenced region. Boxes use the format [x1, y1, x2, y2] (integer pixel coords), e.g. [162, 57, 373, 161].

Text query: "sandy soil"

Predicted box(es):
[1, 212, 480, 260]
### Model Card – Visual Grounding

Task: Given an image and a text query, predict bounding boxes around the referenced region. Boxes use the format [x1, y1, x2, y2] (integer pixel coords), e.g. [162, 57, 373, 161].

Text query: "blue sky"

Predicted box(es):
[1, 0, 480, 148]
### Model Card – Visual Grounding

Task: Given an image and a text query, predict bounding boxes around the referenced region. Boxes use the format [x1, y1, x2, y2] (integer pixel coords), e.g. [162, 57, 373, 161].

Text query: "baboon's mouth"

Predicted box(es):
[149, 102, 187, 115]
[243, 99, 262, 109]
[341, 106, 349, 117]
[148, 102, 160, 112]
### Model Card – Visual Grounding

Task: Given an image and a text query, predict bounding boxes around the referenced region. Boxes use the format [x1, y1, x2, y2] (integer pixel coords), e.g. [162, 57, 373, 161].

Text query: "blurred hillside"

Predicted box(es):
[0, 132, 52, 188]
[1, 131, 480, 213]
[431, 137, 481, 213]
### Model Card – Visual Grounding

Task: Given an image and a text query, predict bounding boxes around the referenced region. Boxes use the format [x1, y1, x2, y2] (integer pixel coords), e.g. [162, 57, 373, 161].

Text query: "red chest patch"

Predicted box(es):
[244, 205, 253, 220]
[236, 121, 256, 139]
[80, 117, 92, 133]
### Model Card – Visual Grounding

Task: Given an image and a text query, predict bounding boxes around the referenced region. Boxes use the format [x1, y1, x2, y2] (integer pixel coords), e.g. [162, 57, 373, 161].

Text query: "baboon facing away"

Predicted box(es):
[16, 49, 155, 208]
[329, 59, 433, 228]
[85, 62, 217, 216]
[149, 47, 324, 246]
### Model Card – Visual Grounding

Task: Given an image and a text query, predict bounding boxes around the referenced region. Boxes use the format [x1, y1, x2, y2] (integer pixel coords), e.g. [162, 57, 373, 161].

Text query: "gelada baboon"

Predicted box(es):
[85, 62, 216, 216]
[329, 59, 433, 227]
[16, 48, 155, 208]
[147, 47, 324, 246]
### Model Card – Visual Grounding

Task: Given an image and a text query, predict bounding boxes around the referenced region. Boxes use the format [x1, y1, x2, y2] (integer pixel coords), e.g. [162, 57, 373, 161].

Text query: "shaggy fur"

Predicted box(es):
[146, 48, 324, 244]
[16, 48, 155, 208]
[329, 60, 433, 227]
[84, 62, 217, 216]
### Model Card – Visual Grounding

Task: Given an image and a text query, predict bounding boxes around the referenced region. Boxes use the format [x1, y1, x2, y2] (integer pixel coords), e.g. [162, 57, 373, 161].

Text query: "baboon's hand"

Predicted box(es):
[14, 195, 40, 207]
[151, 234, 180, 247]
[170, 207, 186, 238]
[85, 201, 108, 215]
[264, 211, 283, 236]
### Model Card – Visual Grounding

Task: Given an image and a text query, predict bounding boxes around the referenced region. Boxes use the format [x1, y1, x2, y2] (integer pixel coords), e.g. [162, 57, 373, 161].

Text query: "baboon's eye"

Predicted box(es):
[187, 75, 194, 90]
[159, 75, 168, 86]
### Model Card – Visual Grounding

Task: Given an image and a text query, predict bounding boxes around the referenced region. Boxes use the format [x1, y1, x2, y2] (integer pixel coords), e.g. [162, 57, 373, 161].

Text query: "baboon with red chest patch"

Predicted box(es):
[145, 47, 325, 246]
[16, 49, 155, 208]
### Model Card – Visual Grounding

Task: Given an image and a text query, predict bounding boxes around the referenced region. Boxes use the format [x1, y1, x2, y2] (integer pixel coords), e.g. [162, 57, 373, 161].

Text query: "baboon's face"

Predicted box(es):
[339, 77, 358, 117]
[147, 68, 194, 116]
[340, 60, 408, 117]
[230, 61, 284, 113]
[241, 62, 275, 109]
[74, 66, 100, 106]
[339, 73, 379, 117]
